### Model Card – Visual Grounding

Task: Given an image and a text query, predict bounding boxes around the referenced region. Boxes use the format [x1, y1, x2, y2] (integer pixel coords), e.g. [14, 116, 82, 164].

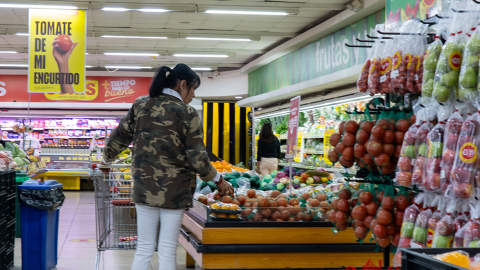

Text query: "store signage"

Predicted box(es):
[28, 9, 86, 94]
[0, 75, 150, 103]
[248, 10, 385, 96]
[386, 0, 441, 26]
[286, 96, 301, 158]
[323, 129, 335, 165]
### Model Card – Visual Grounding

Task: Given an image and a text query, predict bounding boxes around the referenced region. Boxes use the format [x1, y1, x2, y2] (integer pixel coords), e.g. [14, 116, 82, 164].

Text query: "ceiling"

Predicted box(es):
[0, 0, 350, 72]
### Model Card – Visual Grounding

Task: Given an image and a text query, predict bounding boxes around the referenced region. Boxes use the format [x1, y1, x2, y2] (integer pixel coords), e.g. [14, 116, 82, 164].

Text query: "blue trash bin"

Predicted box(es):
[18, 180, 63, 270]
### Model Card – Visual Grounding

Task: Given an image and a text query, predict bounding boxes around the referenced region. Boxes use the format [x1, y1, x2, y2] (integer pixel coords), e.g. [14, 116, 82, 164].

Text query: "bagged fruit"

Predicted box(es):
[458, 24, 480, 101]
[427, 195, 445, 247]
[434, 250, 470, 269]
[354, 111, 374, 170]
[410, 193, 434, 248]
[367, 40, 384, 95]
[405, 21, 428, 93]
[390, 36, 406, 93]
[432, 16, 463, 104]
[422, 21, 447, 103]
[415, 35, 428, 93]
[422, 104, 454, 191]
[372, 185, 395, 248]
[449, 111, 480, 200]
[453, 201, 469, 234]
[338, 120, 359, 169]
[463, 203, 480, 247]
[379, 39, 393, 94]
[393, 192, 424, 267]
[453, 223, 467, 248]
[357, 46, 373, 93]
[432, 198, 456, 248]
[440, 105, 465, 192]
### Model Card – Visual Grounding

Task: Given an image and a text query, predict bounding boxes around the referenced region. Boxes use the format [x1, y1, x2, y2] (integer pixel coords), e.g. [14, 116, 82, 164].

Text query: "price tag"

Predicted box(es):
[72, 157, 78, 161]
[59, 157, 65, 160]
[66, 157, 72, 160]
[380, 75, 386, 83]
[41, 156, 51, 162]
[391, 69, 399, 78]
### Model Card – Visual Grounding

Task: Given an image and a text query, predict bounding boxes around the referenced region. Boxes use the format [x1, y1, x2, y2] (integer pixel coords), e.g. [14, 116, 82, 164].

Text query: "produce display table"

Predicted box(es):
[180, 209, 392, 269]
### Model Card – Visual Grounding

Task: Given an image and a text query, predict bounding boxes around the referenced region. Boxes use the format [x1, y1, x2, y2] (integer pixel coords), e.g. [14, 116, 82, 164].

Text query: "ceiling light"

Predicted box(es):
[102, 7, 130, 11]
[192, 68, 212, 71]
[101, 35, 167, 39]
[186, 37, 251, 42]
[0, 51, 17, 54]
[0, 4, 77, 9]
[15, 33, 28, 36]
[0, 64, 28, 67]
[105, 66, 152, 69]
[138, 8, 168, 12]
[235, 97, 243, 99]
[104, 52, 160, 56]
[85, 66, 93, 68]
[173, 54, 228, 58]
[205, 10, 288, 16]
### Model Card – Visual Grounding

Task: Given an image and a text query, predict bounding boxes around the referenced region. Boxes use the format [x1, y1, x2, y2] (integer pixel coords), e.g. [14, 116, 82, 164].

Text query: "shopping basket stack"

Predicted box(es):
[0, 170, 16, 270]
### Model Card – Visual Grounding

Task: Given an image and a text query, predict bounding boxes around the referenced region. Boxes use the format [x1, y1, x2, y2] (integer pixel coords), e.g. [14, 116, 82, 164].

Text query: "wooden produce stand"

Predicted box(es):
[179, 201, 392, 270]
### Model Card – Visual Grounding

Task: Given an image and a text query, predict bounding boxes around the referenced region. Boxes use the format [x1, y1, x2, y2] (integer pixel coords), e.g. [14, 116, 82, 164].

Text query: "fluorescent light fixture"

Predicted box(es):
[104, 52, 160, 56]
[0, 51, 17, 54]
[0, 64, 28, 67]
[173, 54, 228, 58]
[0, 4, 77, 9]
[101, 35, 167, 39]
[15, 33, 29, 36]
[186, 37, 251, 42]
[102, 7, 130, 11]
[138, 8, 168, 12]
[85, 65, 93, 68]
[205, 10, 288, 16]
[192, 67, 212, 71]
[105, 66, 152, 69]
[235, 96, 243, 99]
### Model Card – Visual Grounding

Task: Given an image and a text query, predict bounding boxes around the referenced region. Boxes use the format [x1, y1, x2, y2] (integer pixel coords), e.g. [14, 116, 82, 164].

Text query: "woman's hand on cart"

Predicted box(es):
[93, 161, 111, 174]
[215, 176, 234, 196]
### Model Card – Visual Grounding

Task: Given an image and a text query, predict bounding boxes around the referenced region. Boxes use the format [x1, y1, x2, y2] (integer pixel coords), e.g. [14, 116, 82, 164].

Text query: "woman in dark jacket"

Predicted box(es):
[100, 64, 233, 270]
[256, 122, 281, 175]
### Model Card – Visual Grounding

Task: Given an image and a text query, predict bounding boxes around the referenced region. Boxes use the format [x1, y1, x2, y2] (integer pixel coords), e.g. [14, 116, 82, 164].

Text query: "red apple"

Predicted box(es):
[414, 156, 426, 169]
[442, 149, 456, 166]
[424, 173, 441, 190]
[404, 131, 416, 145]
[446, 118, 462, 134]
[451, 166, 471, 183]
[445, 133, 459, 150]
[398, 157, 412, 171]
[416, 129, 429, 142]
[399, 237, 412, 248]
[461, 120, 478, 136]
[412, 169, 423, 185]
[426, 158, 441, 173]
[397, 171, 412, 187]
[454, 183, 474, 199]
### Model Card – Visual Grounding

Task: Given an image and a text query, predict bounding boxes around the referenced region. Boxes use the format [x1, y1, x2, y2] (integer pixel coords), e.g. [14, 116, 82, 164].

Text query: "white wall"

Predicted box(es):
[195, 73, 248, 99]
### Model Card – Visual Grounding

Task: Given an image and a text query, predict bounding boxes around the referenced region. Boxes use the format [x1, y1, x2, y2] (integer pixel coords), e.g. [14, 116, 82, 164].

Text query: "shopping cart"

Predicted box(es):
[93, 164, 137, 270]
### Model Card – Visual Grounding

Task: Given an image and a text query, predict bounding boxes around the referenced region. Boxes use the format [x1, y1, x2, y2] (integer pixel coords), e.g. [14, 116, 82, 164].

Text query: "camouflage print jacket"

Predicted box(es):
[103, 94, 217, 209]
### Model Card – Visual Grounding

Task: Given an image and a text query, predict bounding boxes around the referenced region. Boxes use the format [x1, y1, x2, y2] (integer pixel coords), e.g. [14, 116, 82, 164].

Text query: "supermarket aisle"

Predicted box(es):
[13, 191, 200, 270]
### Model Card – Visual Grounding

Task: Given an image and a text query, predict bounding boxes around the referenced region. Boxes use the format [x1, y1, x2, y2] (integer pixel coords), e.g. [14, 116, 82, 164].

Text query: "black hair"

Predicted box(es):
[259, 122, 275, 144]
[149, 63, 201, 98]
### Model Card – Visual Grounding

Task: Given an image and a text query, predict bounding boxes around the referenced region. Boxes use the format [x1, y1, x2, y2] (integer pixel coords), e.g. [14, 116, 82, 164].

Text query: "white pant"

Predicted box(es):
[259, 158, 278, 176]
[131, 204, 185, 270]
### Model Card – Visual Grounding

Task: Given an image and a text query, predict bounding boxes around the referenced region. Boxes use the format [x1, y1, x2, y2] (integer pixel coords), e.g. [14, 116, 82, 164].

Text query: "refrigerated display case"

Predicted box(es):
[43, 159, 92, 190]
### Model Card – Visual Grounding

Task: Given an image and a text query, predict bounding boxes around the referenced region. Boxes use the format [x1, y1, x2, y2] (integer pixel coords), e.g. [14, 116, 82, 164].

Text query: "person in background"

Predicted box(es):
[256, 122, 281, 175]
[99, 63, 234, 270]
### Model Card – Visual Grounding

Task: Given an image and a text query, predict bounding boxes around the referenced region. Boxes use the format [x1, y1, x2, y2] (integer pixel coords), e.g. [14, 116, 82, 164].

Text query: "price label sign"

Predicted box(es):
[59, 157, 65, 160]
[286, 96, 301, 159]
[41, 156, 51, 162]
[66, 157, 72, 160]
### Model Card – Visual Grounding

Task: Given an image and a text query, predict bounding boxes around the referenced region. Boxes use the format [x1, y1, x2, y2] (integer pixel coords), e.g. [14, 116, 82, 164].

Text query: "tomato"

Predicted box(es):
[56, 35, 73, 52]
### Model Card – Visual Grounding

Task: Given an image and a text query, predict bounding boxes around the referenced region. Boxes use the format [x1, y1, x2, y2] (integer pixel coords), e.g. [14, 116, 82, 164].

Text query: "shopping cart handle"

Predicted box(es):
[91, 163, 109, 169]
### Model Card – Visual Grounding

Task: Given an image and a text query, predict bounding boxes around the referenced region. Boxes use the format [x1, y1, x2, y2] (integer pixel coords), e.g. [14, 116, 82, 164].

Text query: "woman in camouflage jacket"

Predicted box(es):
[100, 64, 233, 270]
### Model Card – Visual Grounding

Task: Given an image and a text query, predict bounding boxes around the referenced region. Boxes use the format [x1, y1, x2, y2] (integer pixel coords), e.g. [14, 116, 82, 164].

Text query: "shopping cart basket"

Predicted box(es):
[93, 164, 137, 270]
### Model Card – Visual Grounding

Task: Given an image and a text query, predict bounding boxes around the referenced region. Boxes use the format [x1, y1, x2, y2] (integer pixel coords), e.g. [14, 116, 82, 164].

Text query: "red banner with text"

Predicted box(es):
[0, 75, 152, 103]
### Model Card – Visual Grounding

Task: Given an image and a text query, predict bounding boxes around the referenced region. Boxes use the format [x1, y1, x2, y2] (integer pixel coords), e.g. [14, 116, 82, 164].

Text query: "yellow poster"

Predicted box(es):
[28, 9, 86, 93]
[324, 130, 335, 165]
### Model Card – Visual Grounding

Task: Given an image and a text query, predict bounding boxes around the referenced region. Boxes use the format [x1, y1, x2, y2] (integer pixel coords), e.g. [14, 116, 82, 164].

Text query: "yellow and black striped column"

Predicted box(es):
[203, 102, 251, 168]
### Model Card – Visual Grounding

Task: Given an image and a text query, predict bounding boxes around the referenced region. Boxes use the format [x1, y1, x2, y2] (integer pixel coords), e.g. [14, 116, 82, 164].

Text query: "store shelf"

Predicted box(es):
[44, 136, 95, 139]
[303, 150, 323, 155]
[44, 127, 114, 130]
[278, 162, 354, 174]
[1, 128, 44, 131]
[303, 134, 324, 139]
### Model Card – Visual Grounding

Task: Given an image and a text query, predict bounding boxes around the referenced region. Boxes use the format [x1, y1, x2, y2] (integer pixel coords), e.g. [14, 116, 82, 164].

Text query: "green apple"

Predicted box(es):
[433, 235, 451, 248]
[459, 41, 466, 52]
[425, 53, 439, 71]
[293, 178, 301, 184]
[467, 34, 480, 54]
[433, 83, 452, 102]
[429, 142, 443, 158]
[432, 43, 443, 56]
[441, 71, 459, 88]
[413, 227, 428, 243]
[465, 55, 479, 68]
[300, 183, 307, 188]
[418, 144, 428, 157]
[443, 41, 460, 59]
[460, 67, 477, 88]
[276, 183, 285, 190]
[458, 88, 477, 100]
[424, 70, 435, 82]
[436, 59, 449, 73]
[422, 79, 434, 97]
[404, 145, 416, 159]
[401, 221, 415, 238]
[306, 177, 314, 185]
[469, 240, 480, 247]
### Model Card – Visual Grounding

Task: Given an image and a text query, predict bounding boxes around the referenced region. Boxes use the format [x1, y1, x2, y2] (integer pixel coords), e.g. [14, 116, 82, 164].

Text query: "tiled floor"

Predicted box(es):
[12, 191, 201, 270]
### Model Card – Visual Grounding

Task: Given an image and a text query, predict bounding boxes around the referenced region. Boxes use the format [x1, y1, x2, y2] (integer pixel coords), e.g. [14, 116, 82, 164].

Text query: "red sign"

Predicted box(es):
[0, 75, 151, 103]
[286, 96, 301, 158]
